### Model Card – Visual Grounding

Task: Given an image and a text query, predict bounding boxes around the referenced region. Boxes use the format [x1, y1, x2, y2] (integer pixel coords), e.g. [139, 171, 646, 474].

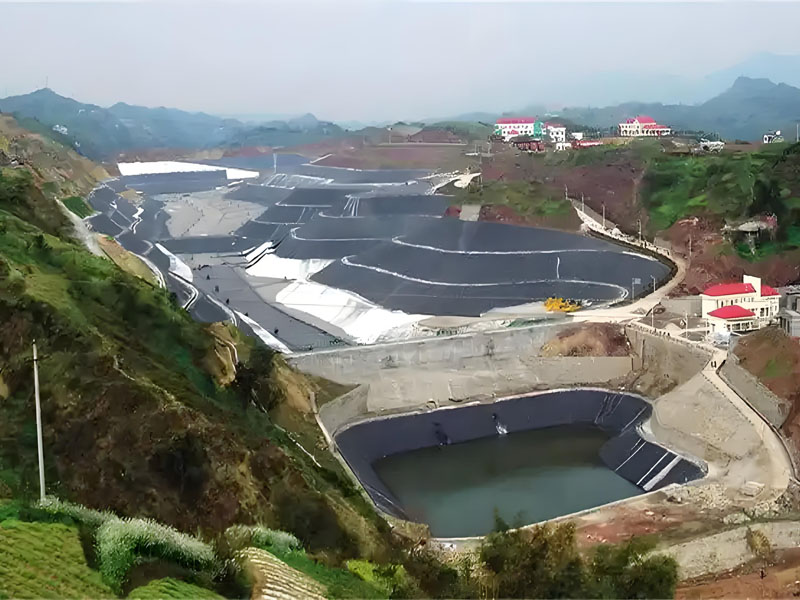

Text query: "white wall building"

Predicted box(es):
[619, 115, 671, 137]
[701, 275, 780, 334]
[546, 123, 567, 143]
[494, 118, 540, 142]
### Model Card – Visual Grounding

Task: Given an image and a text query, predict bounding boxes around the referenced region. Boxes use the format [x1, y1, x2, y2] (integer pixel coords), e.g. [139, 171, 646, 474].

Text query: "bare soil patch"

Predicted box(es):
[663, 217, 800, 295]
[677, 548, 800, 599]
[315, 144, 471, 171]
[539, 323, 630, 357]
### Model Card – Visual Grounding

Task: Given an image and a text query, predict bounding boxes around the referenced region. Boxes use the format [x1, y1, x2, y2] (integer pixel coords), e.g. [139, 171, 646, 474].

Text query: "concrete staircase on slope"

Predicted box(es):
[239, 547, 327, 600]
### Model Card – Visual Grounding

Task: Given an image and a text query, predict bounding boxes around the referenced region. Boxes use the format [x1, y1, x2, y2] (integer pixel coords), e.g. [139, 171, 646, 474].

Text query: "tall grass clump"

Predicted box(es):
[38, 496, 115, 530]
[225, 524, 301, 554]
[96, 517, 219, 592]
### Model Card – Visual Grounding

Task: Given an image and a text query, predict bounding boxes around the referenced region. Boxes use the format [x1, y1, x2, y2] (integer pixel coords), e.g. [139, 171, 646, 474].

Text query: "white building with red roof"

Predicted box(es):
[701, 275, 780, 333]
[619, 115, 671, 137]
[494, 117, 542, 141]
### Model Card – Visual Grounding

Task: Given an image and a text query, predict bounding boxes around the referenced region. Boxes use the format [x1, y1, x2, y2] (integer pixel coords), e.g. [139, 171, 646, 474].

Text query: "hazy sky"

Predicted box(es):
[3, 1, 800, 121]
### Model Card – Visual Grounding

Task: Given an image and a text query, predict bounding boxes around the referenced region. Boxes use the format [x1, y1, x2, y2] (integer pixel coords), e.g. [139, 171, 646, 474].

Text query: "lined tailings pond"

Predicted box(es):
[374, 425, 640, 538]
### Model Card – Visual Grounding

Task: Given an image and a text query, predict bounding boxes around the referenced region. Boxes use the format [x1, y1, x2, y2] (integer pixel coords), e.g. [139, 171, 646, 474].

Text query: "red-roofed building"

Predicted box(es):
[708, 305, 755, 319]
[701, 275, 780, 333]
[619, 115, 671, 137]
[494, 117, 543, 141]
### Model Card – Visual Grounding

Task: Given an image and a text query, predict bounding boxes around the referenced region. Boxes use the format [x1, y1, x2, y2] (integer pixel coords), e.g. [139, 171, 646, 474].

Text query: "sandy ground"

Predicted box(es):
[161, 190, 264, 238]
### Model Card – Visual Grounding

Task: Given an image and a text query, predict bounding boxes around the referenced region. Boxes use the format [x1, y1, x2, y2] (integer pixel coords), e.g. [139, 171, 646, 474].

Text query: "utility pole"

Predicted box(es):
[602, 203, 606, 229]
[32, 341, 45, 502]
[638, 218, 642, 242]
[581, 193, 585, 213]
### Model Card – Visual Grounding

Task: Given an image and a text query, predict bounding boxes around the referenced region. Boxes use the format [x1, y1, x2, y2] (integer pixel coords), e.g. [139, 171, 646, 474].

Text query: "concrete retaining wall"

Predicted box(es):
[626, 325, 710, 384]
[289, 322, 567, 383]
[661, 295, 701, 316]
[720, 355, 790, 428]
[318, 356, 633, 435]
[319, 385, 369, 439]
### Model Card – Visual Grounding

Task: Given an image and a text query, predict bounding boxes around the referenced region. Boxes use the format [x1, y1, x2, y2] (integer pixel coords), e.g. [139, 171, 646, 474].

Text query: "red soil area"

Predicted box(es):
[478, 204, 580, 231]
[572, 499, 705, 549]
[677, 548, 800, 599]
[663, 217, 800, 295]
[223, 146, 273, 157]
[481, 146, 645, 234]
[315, 144, 469, 170]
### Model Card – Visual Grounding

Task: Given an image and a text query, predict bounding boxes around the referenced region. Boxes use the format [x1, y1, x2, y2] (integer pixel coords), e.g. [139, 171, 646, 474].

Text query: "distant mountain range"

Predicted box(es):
[560, 77, 800, 141]
[4, 71, 800, 159]
[0, 88, 344, 160]
[516, 52, 800, 109]
[433, 77, 800, 142]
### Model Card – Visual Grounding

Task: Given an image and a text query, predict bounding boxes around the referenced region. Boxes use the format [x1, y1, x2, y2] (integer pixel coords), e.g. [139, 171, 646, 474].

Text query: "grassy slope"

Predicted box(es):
[0, 145, 393, 564]
[127, 578, 224, 600]
[264, 547, 386, 599]
[641, 143, 800, 256]
[0, 519, 114, 599]
[455, 180, 579, 230]
[96, 235, 158, 286]
[62, 195, 93, 218]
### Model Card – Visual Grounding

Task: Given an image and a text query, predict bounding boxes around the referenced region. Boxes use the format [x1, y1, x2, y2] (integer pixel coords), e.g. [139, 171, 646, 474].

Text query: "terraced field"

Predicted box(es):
[0, 520, 113, 599]
[127, 578, 223, 600]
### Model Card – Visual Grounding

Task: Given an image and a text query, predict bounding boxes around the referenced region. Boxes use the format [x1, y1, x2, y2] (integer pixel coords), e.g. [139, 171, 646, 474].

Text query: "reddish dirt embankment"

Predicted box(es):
[663, 217, 800, 295]
[315, 144, 469, 170]
[735, 328, 800, 444]
[481, 145, 646, 234]
[539, 323, 630, 357]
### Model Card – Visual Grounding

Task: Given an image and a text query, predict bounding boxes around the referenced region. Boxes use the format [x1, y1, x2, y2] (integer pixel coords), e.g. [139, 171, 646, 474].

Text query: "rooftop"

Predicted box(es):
[496, 117, 536, 124]
[702, 282, 780, 297]
[708, 305, 756, 319]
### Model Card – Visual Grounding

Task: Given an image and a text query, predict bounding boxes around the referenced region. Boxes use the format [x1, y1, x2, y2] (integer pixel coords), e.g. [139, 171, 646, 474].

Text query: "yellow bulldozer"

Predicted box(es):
[544, 297, 581, 312]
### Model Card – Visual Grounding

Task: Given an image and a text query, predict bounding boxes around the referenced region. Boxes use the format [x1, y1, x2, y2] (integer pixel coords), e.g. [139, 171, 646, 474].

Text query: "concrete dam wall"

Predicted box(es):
[289, 322, 567, 383]
[335, 389, 705, 521]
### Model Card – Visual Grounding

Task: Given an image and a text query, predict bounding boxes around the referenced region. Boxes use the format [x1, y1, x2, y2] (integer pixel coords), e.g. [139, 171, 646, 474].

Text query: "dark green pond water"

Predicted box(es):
[373, 425, 641, 538]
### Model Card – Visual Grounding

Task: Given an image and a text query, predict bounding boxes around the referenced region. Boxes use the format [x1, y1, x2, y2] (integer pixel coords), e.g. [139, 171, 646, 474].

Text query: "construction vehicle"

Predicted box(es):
[544, 297, 581, 312]
[698, 138, 724, 152]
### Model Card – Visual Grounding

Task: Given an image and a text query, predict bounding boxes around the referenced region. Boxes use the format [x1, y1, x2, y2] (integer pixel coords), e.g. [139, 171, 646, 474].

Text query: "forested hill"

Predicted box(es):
[0, 89, 344, 159]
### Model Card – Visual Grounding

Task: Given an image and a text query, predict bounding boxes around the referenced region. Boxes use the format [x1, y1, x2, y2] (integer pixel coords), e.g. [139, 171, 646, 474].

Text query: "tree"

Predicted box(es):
[587, 538, 678, 599]
[480, 520, 587, 599]
[478, 517, 678, 599]
[232, 345, 278, 412]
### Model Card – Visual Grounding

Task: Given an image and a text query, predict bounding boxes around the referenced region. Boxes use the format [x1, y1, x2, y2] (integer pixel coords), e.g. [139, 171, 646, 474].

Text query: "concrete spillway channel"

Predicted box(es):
[333, 389, 705, 538]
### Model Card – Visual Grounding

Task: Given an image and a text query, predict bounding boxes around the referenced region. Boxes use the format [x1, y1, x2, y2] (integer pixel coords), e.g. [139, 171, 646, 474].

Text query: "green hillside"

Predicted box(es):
[642, 142, 800, 257]
[0, 89, 344, 158]
[0, 519, 114, 599]
[0, 163, 390, 562]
